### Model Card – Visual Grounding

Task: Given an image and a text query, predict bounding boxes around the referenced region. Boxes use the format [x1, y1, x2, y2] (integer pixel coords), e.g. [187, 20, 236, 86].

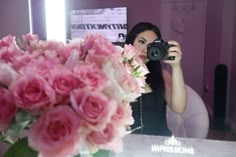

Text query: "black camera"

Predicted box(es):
[147, 39, 175, 61]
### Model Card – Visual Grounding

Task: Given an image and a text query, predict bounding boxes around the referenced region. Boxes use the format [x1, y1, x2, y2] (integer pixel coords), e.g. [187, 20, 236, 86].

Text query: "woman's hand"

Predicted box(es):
[163, 40, 182, 68]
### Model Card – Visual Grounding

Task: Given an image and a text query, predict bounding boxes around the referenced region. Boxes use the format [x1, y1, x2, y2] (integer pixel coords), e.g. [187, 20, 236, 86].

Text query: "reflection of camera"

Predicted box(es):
[147, 39, 175, 61]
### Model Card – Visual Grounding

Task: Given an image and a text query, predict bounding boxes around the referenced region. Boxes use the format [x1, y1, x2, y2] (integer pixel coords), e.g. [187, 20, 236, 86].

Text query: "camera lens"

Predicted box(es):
[147, 44, 167, 61]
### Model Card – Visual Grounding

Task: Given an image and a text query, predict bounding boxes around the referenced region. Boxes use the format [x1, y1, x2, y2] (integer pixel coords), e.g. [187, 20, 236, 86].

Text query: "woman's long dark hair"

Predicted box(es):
[125, 22, 165, 101]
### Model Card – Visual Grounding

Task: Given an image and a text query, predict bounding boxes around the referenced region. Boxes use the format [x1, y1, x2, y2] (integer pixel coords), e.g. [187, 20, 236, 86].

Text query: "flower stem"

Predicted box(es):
[3, 136, 15, 144]
[0, 133, 15, 145]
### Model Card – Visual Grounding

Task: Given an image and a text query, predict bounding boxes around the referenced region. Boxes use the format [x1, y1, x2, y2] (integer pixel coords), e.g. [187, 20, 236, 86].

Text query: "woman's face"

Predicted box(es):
[133, 30, 158, 63]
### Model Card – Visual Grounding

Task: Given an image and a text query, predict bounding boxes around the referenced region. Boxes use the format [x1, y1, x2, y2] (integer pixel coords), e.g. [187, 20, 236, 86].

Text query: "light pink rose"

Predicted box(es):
[43, 49, 65, 64]
[0, 87, 17, 131]
[39, 40, 66, 64]
[64, 40, 85, 59]
[80, 34, 97, 54]
[82, 34, 120, 68]
[28, 106, 80, 157]
[22, 33, 39, 52]
[85, 51, 110, 68]
[0, 61, 19, 87]
[40, 40, 64, 52]
[102, 61, 141, 102]
[70, 88, 117, 131]
[111, 102, 134, 126]
[118, 71, 141, 99]
[9, 73, 56, 115]
[0, 35, 24, 64]
[48, 66, 78, 95]
[64, 51, 80, 71]
[73, 63, 108, 91]
[130, 54, 149, 76]
[19, 57, 57, 80]
[82, 34, 119, 57]
[11, 52, 33, 71]
[86, 123, 123, 153]
[0, 35, 18, 48]
[122, 44, 137, 60]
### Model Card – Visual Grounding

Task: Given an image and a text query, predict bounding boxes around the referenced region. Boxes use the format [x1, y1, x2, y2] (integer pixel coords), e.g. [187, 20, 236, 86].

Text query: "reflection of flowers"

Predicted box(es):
[0, 33, 149, 157]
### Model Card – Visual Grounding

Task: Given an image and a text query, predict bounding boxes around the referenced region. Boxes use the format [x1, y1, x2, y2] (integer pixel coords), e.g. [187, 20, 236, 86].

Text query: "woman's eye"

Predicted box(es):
[138, 40, 145, 44]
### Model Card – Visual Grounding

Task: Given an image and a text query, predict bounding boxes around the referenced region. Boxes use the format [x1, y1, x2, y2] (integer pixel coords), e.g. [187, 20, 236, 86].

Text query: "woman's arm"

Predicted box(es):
[163, 41, 187, 113]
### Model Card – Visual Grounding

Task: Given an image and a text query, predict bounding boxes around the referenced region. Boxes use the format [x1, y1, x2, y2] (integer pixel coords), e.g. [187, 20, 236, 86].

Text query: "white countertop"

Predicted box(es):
[113, 134, 236, 157]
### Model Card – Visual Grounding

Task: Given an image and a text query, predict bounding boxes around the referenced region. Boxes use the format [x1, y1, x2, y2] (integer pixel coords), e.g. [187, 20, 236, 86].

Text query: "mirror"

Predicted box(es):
[0, 0, 236, 144]
[63, 0, 236, 142]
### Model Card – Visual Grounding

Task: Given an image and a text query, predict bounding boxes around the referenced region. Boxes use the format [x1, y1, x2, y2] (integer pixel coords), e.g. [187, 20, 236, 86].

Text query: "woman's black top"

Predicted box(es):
[131, 91, 172, 136]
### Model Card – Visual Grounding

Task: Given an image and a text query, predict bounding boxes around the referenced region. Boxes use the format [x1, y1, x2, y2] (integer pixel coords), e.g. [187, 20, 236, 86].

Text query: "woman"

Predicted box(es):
[126, 22, 187, 136]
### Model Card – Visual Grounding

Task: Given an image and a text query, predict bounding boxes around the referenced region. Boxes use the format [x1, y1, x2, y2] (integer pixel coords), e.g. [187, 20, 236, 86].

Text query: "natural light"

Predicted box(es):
[45, 0, 66, 43]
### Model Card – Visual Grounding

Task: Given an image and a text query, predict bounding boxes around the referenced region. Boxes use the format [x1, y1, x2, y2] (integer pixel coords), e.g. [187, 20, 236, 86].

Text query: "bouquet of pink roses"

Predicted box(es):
[0, 33, 149, 157]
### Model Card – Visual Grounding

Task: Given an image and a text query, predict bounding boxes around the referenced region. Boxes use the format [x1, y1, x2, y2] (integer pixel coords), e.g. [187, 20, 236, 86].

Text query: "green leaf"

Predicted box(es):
[4, 137, 38, 157]
[15, 110, 35, 122]
[73, 149, 111, 157]
[92, 149, 111, 157]
[6, 110, 36, 137]
[7, 121, 30, 137]
[0, 134, 15, 144]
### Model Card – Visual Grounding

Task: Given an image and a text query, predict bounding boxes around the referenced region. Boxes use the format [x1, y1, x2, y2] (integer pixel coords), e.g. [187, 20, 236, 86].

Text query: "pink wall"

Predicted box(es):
[202, 0, 223, 117]
[229, 1, 236, 131]
[0, 1, 30, 156]
[203, 0, 236, 132]
[0, 0, 30, 38]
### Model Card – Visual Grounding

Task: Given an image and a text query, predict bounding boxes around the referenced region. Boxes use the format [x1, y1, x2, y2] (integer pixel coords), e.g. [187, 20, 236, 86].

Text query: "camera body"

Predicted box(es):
[147, 39, 174, 61]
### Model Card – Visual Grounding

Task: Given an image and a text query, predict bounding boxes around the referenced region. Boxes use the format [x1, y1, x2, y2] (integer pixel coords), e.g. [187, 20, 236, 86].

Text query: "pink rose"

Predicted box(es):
[122, 44, 137, 60]
[19, 57, 57, 80]
[64, 51, 80, 71]
[39, 40, 66, 64]
[82, 34, 118, 57]
[111, 102, 134, 126]
[85, 52, 110, 68]
[82, 34, 121, 68]
[22, 33, 39, 52]
[130, 54, 149, 76]
[119, 71, 141, 100]
[48, 67, 78, 95]
[0, 36, 24, 64]
[11, 52, 33, 71]
[70, 88, 117, 131]
[28, 106, 80, 157]
[0, 87, 17, 131]
[0, 35, 18, 48]
[102, 60, 141, 102]
[73, 63, 108, 91]
[0, 61, 19, 87]
[9, 73, 56, 115]
[64, 40, 85, 59]
[86, 123, 123, 153]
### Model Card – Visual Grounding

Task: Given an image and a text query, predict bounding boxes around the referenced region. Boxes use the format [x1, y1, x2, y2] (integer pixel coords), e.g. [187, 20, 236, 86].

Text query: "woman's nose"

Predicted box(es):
[143, 47, 147, 53]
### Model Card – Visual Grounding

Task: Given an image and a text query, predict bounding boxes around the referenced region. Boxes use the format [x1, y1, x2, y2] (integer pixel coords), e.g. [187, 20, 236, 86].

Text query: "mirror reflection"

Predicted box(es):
[1, 0, 236, 145]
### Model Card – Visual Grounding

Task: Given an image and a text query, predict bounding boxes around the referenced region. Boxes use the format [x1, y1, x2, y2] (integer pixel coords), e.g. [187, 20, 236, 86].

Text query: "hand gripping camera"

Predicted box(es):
[147, 39, 175, 61]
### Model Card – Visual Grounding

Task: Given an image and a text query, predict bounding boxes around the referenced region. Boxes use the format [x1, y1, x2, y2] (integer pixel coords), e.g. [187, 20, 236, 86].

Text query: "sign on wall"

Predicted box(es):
[70, 7, 127, 42]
